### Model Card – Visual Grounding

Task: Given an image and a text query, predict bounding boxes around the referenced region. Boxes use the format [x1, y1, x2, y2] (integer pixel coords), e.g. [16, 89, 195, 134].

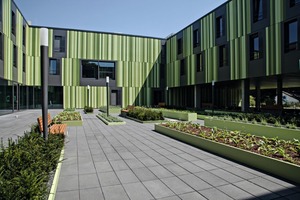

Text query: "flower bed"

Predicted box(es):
[0, 132, 64, 199]
[155, 122, 300, 184]
[53, 111, 82, 126]
[127, 107, 164, 122]
[97, 114, 125, 125]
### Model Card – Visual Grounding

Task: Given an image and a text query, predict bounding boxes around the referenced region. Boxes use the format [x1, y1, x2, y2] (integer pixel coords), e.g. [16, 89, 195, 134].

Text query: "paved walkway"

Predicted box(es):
[1, 110, 300, 200]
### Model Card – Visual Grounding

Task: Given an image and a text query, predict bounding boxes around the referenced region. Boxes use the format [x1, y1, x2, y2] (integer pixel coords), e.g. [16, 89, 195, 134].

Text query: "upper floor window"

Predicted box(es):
[0, 0, 3, 22]
[49, 59, 60, 75]
[290, 0, 300, 7]
[250, 33, 263, 60]
[23, 25, 26, 46]
[216, 16, 225, 38]
[285, 20, 298, 53]
[23, 53, 26, 72]
[219, 45, 228, 67]
[98, 61, 115, 79]
[54, 36, 65, 52]
[180, 59, 185, 75]
[13, 45, 17, 67]
[0, 33, 2, 60]
[193, 29, 200, 47]
[196, 53, 204, 72]
[82, 60, 115, 80]
[12, 11, 16, 36]
[160, 64, 165, 78]
[253, 0, 264, 23]
[177, 38, 183, 55]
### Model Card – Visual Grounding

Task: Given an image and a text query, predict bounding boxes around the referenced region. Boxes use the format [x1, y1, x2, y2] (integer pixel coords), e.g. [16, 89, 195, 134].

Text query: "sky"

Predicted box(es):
[14, 0, 228, 38]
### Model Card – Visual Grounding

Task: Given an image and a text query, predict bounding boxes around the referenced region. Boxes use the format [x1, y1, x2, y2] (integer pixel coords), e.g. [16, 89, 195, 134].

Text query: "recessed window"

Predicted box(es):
[82, 60, 115, 80]
[177, 38, 183, 55]
[250, 33, 263, 60]
[23, 25, 26, 46]
[285, 20, 298, 53]
[219, 45, 228, 67]
[49, 59, 60, 75]
[13, 45, 17, 67]
[290, 0, 300, 7]
[180, 59, 185, 76]
[23, 53, 26, 72]
[0, 33, 3, 60]
[196, 53, 204, 72]
[0, 0, 3, 22]
[12, 11, 16, 36]
[54, 36, 65, 52]
[216, 16, 225, 38]
[253, 0, 264, 23]
[193, 29, 199, 47]
[160, 64, 165, 78]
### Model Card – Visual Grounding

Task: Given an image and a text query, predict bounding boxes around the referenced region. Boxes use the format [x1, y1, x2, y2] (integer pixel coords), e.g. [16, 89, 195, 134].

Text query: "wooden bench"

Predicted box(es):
[158, 102, 166, 108]
[121, 105, 135, 117]
[37, 113, 67, 135]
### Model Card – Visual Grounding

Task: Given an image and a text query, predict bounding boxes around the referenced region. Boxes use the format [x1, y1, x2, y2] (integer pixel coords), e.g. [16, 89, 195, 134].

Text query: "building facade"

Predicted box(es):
[0, 0, 300, 115]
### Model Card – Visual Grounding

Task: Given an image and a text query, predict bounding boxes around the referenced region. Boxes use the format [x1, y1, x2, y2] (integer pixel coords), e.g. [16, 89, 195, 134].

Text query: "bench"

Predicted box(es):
[121, 105, 135, 117]
[158, 102, 166, 108]
[37, 113, 67, 135]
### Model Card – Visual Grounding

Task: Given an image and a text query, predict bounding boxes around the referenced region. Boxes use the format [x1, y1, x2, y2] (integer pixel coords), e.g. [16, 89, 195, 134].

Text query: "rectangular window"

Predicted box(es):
[0, 33, 2, 60]
[160, 64, 165, 78]
[23, 25, 26, 46]
[49, 59, 60, 75]
[12, 11, 16, 36]
[250, 33, 263, 60]
[0, 0, 2, 22]
[290, 0, 300, 7]
[216, 16, 224, 38]
[285, 20, 298, 53]
[219, 45, 228, 67]
[180, 59, 185, 76]
[82, 60, 115, 80]
[193, 29, 199, 47]
[23, 53, 26, 72]
[13, 45, 17, 67]
[196, 53, 204, 72]
[253, 0, 264, 22]
[177, 38, 182, 55]
[54, 36, 65, 52]
[98, 61, 115, 80]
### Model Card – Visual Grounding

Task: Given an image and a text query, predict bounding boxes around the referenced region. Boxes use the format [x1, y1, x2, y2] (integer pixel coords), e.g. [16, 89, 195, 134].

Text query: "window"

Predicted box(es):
[160, 64, 165, 78]
[285, 20, 298, 53]
[49, 59, 60, 75]
[54, 36, 65, 52]
[180, 59, 185, 76]
[253, 0, 264, 22]
[177, 38, 182, 55]
[12, 11, 16, 36]
[82, 60, 115, 80]
[290, 0, 300, 7]
[196, 53, 204, 72]
[193, 29, 199, 47]
[23, 53, 26, 72]
[0, 33, 2, 60]
[250, 33, 263, 60]
[216, 16, 224, 38]
[13, 45, 17, 67]
[23, 25, 26, 46]
[219, 45, 228, 67]
[0, 0, 2, 22]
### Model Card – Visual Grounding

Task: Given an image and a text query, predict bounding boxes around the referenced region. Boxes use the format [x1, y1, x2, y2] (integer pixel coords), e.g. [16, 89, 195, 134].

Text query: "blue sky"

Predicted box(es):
[14, 0, 227, 38]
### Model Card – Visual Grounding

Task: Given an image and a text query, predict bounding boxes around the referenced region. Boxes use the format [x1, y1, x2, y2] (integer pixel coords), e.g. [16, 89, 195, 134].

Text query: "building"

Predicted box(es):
[0, 0, 300, 115]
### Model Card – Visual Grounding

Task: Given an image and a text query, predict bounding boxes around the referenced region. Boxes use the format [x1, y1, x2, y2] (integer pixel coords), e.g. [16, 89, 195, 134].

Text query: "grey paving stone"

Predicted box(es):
[57, 175, 79, 192]
[132, 167, 157, 181]
[195, 171, 228, 187]
[199, 188, 233, 200]
[178, 174, 212, 191]
[138, 157, 160, 167]
[92, 154, 108, 162]
[109, 160, 129, 171]
[119, 151, 136, 159]
[55, 190, 80, 200]
[152, 156, 174, 165]
[124, 158, 145, 169]
[123, 182, 154, 200]
[177, 153, 199, 161]
[177, 161, 204, 173]
[205, 158, 232, 168]
[161, 176, 194, 195]
[98, 171, 120, 186]
[234, 180, 280, 199]
[132, 151, 148, 158]
[210, 168, 244, 183]
[106, 152, 122, 161]
[148, 165, 174, 178]
[143, 180, 175, 199]
[223, 166, 258, 180]
[179, 192, 207, 200]
[78, 161, 96, 175]
[217, 184, 255, 199]
[157, 196, 181, 200]
[79, 188, 104, 200]
[79, 173, 100, 189]
[285, 192, 300, 200]
[94, 161, 113, 172]
[192, 159, 218, 171]
[102, 185, 129, 200]
[163, 163, 190, 176]
[167, 154, 187, 163]
[115, 169, 139, 184]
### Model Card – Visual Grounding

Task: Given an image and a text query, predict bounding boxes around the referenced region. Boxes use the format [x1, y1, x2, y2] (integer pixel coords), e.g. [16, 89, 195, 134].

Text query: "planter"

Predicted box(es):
[61, 119, 83, 126]
[125, 116, 164, 124]
[197, 114, 208, 120]
[48, 148, 64, 200]
[155, 124, 300, 184]
[153, 109, 197, 121]
[120, 110, 128, 117]
[96, 115, 126, 126]
[99, 106, 121, 114]
[204, 118, 300, 141]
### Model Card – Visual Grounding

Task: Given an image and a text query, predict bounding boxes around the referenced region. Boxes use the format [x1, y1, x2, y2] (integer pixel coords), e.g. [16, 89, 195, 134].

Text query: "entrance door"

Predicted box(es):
[13, 83, 19, 111]
[111, 90, 117, 106]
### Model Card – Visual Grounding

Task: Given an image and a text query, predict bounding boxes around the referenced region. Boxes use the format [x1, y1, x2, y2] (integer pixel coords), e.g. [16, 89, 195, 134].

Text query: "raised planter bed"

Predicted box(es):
[96, 115, 126, 126]
[155, 124, 300, 184]
[53, 112, 83, 126]
[125, 115, 164, 124]
[61, 120, 83, 126]
[153, 109, 197, 121]
[204, 118, 300, 141]
[99, 106, 121, 114]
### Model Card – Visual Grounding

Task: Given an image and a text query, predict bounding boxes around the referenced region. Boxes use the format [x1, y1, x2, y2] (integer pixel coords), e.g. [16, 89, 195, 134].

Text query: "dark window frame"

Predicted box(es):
[216, 16, 225, 38]
[193, 29, 200, 47]
[23, 53, 26, 72]
[0, 33, 3, 60]
[177, 38, 183, 55]
[290, 0, 300, 7]
[219, 45, 228, 67]
[82, 60, 116, 80]
[250, 33, 263, 60]
[49, 58, 60, 75]
[284, 19, 298, 53]
[54, 35, 65, 52]
[12, 11, 16, 36]
[196, 53, 204, 72]
[253, 0, 264, 23]
[0, 0, 2, 22]
[13, 45, 17, 68]
[180, 59, 185, 76]
[23, 24, 26, 46]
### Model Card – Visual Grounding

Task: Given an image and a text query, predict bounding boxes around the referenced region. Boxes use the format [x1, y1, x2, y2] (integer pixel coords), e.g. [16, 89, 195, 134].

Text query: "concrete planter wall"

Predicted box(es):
[96, 115, 126, 126]
[61, 120, 83, 126]
[154, 109, 197, 121]
[204, 118, 300, 141]
[125, 116, 164, 124]
[154, 124, 300, 184]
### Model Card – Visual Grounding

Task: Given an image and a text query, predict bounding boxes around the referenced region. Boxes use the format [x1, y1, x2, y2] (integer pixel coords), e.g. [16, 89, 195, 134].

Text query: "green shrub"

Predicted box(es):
[63, 108, 75, 112]
[84, 106, 94, 113]
[128, 107, 164, 121]
[52, 111, 82, 123]
[98, 114, 123, 122]
[0, 132, 64, 199]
